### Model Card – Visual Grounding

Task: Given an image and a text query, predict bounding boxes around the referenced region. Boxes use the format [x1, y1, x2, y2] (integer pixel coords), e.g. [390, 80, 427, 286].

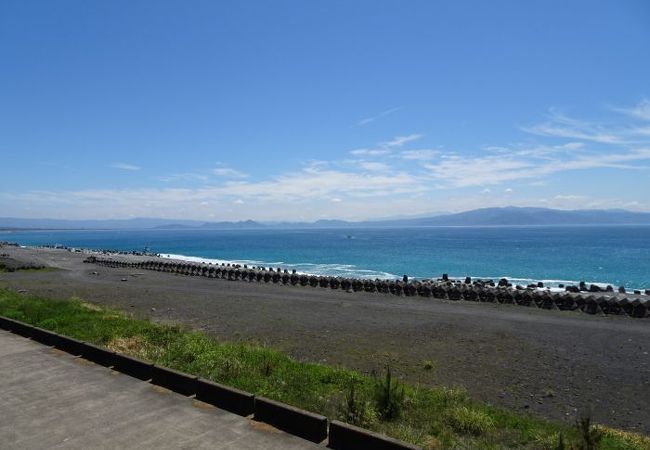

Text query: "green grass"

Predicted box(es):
[1, 288, 648, 450]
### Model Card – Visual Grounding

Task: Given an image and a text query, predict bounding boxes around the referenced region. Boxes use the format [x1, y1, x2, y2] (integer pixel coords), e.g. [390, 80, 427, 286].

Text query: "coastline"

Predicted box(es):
[1, 244, 649, 433]
[3, 225, 650, 291]
[6, 241, 650, 301]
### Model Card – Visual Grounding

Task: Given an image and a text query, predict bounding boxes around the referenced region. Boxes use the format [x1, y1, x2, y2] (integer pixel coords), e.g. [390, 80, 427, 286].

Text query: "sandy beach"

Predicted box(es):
[1, 245, 649, 434]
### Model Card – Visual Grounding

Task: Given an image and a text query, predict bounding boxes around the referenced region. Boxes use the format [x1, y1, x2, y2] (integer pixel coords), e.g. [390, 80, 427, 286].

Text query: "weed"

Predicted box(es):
[374, 366, 405, 421]
[260, 354, 275, 377]
[594, 425, 650, 449]
[340, 381, 377, 427]
[575, 412, 603, 450]
[444, 405, 495, 436]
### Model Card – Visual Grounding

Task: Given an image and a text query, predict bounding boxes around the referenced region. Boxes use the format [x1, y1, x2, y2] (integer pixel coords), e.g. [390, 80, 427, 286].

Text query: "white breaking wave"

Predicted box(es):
[161, 253, 284, 267]
[160, 253, 399, 279]
[158, 253, 647, 292]
[448, 275, 582, 285]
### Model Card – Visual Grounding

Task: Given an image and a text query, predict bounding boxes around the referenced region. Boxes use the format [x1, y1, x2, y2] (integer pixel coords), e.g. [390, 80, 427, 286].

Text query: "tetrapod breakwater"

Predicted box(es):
[84, 256, 650, 319]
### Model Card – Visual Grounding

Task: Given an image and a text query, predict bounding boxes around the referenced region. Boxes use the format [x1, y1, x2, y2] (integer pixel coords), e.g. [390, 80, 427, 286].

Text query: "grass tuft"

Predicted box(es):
[445, 405, 496, 436]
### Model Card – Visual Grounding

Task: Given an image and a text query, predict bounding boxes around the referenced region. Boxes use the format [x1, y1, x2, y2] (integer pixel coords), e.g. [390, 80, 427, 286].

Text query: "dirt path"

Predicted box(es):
[2, 246, 649, 434]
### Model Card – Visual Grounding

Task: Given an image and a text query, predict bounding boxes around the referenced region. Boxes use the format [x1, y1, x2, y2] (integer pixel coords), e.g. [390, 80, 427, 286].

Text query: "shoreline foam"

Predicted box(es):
[160, 252, 648, 294]
[5, 241, 649, 294]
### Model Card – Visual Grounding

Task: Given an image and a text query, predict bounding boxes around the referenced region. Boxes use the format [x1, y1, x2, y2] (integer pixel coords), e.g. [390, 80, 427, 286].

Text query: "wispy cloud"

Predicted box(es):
[350, 148, 391, 156]
[111, 162, 141, 171]
[522, 111, 625, 144]
[422, 147, 650, 188]
[423, 155, 534, 187]
[359, 161, 390, 171]
[419, 99, 650, 188]
[159, 173, 209, 182]
[215, 166, 424, 201]
[212, 166, 248, 178]
[5, 101, 650, 220]
[1, 165, 430, 221]
[614, 99, 650, 121]
[400, 149, 439, 161]
[355, 107, 401, 127]
[382, 134, 423, 148]
[349, 133, 424, 158]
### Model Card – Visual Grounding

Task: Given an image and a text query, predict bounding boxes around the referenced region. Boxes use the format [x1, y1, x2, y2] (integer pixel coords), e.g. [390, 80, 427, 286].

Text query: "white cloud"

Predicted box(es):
[614, 99, 650, 121]
[551, 148, 650, 171]
[421, 147, 650, 188]
[350, 134, 424, 159]
[350, 148, 391, 156]
[423, 155, 534, 187]
[215, 167, 424, 201]
[522, 111, 625, 144]
[6, 100, 650, 220]
[554, 194, 585, 201]
[382, 134, 423, 148]
[562, 142, 586, 150]
[0, 166, 429, 220]
[111, 163, 141, 171]
[213, 167, 248, 178]
[359, 161, 390, 171]
[159, 173, 208, 182]
[356, 107, 401, 127]
[633, 126, 650, 136]
[400, 149, 439, 161]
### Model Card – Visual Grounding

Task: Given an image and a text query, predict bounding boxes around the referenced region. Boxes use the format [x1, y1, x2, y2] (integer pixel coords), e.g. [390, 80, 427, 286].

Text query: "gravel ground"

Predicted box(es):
[1, 245, 649, 434]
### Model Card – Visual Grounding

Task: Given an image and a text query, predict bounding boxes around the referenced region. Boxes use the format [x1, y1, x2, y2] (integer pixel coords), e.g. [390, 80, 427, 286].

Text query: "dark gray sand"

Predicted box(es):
[1, 246, 649, 434]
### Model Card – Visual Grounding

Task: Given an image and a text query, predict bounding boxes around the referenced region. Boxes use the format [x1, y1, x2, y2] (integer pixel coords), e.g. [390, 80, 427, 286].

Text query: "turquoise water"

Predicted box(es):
[2, 226, 650, 290]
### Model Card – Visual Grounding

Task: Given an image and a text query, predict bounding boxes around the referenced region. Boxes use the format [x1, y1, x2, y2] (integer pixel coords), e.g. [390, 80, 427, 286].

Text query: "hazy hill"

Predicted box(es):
[0, 217, 202, 230]
[2, 207, 650, 230]
[200, 220, 265, 229]
[376, 207, 650, 227]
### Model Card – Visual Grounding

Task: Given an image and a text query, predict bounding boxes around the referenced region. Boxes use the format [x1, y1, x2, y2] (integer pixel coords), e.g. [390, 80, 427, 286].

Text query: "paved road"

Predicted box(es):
[0, 331, 320, 449]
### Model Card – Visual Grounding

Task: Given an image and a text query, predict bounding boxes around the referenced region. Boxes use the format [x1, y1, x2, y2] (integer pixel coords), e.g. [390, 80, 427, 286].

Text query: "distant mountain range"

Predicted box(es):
[2, 207, 650, 231]
[380, 207, 650, 227]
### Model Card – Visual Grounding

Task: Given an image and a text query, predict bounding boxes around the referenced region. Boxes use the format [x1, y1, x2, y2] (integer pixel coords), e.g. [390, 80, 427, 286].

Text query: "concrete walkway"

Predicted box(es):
[0, 331, 320, 449]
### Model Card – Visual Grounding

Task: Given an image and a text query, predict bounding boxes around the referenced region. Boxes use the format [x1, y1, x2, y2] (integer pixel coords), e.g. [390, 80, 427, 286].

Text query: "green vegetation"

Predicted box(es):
[374, 366, 406, 420]
[0, 261, 48, 272]
[1, 288, 648, 450]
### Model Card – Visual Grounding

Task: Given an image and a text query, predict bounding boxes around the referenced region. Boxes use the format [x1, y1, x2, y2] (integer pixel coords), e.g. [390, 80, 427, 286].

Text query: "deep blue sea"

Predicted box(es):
[2, 226, 650, 290]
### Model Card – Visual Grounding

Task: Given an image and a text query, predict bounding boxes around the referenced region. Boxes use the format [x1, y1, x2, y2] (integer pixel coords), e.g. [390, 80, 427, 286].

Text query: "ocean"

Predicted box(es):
[2, 225, 649, 290]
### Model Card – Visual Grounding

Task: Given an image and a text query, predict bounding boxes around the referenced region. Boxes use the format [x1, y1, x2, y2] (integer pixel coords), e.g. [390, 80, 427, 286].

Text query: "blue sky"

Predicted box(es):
[1, 0, 649, 221]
